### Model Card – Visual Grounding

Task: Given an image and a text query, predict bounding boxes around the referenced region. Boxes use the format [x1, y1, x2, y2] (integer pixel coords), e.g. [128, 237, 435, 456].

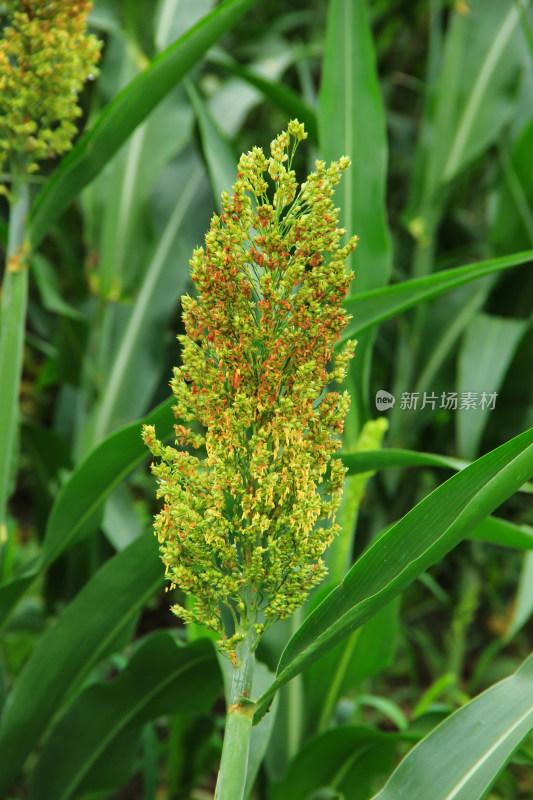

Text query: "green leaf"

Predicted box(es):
[209, 52, 318, 143]
[318, 0, 390, 294]
[319, 0, 391, 425]
[0, 533, 163, 798]
[340, 449, 466, 474]
[491, 120, 533, 253]
[0, 398, 174, 630]
[440, 0, 527, 185]
[340, 250, 533, 343]
[469, 516, 533, 551]
[340, 448, 532, 496]
[418, 0, 527, 204]
[456, 313, 528, 459]
[29, 634, 220, 800]
[270, 726, 406, 800]
[186, 80, 237, 208]
[371, 650, 533, 800]
[31, 254, 84, 320]
[28, 0, 258, 249]
[41, 396, 174, 569]
[506, 551, 533, 639]
[87, 154, 206, 441]
[0, 572, 37, 632]
[255, 426, 533, 711]
[306, 600, 400, 734]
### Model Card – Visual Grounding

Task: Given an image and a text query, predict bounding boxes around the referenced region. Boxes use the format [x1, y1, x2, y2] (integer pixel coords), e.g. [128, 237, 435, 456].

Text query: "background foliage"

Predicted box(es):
[0, 0, 532, 798]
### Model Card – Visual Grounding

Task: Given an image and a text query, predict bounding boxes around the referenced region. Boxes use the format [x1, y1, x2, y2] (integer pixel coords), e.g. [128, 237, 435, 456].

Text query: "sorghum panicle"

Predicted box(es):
[0, 1, 101, 188]
[143, 121, 358, 659]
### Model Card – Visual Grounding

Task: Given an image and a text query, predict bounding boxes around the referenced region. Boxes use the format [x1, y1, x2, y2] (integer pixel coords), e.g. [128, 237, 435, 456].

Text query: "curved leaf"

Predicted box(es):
[340, 250, 533, 343]
[372, 650, 533, 800]
[0, 533, 163, 798]
[255, 426, 533, 713]
[30, 634, 220, 800]
[42, 396, 174, 569]
[29, 0, 258, 249]
[340, 449, 466, 474]
[270, 726, 408, 800]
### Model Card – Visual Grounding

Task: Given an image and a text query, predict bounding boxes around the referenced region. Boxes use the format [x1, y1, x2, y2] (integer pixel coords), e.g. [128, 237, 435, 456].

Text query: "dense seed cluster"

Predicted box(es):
[143, 121, 357, 658]
[0, 1, 101, 188]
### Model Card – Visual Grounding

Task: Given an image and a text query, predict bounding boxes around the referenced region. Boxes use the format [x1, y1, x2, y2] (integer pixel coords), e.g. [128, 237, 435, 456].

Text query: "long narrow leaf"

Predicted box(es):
[42, 396, 175, 569]
[30, 634, 220, 800]
[255, 427, 533, 712]
[29, 0, 258, 249]
[209, 53, 318, 142]
[340, 250, 533, 343]
[0, 398, 174, 631]
[372, 650, 533, 800]
[319, 0, 391, 425]
[0, 534, 163, 798]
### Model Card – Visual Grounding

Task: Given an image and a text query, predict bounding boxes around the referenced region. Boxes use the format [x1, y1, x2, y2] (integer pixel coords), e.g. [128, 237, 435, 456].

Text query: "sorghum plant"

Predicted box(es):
[0, 0, 101, 526]
[143, 121, 357, 798]
[0, 0, 101, 188]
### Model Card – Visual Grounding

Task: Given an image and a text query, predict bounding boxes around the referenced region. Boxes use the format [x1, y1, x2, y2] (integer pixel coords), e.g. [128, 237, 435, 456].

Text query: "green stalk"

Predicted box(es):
[0, 179, 30, 530]
[215, 627, 256, 800]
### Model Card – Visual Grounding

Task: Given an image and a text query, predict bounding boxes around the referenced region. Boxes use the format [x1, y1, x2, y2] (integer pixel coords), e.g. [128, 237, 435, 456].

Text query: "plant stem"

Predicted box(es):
[0, 179, 30, 530]
[215, 627, 256, 800]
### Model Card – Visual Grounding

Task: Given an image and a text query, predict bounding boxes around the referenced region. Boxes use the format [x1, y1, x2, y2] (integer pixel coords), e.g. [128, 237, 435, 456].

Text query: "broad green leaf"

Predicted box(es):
[84, 84, 192, 300]
[255, 427, 533, 711]
[102, 484, 143, 550]
[318, 0, 390, 295]
[319, 0, 391, 427]
[154, 0, 216, 51]
[413, 280, 494, 397]
[340, 250, 533, 344]
[30, 634, 220, 800]
[354, 695, 409, 732]
[270, 726, 407, 800]
[0, 572, 36, 632]
[29, 0, 258, 249]
[0, 534, 163, 798]
[371, 650, 533, 800]
[41, 396, 174, 569]
[457, 313, 528, 459]
[0, 398, 174, 630]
